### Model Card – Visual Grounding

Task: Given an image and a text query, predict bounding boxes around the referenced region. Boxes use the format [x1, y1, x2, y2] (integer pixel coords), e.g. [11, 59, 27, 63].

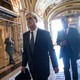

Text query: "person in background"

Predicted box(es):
[5, 34, 15, 65]
[21, 12, 59, 80]
[57, 17, 80, 80]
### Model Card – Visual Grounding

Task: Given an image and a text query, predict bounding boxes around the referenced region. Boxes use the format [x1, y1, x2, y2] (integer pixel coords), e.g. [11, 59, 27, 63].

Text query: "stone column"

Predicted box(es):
[44, 20, 49, 31]
[19, 11, 27, 32]
[20, 0, 28, 32]
[44, 20, 54, 45]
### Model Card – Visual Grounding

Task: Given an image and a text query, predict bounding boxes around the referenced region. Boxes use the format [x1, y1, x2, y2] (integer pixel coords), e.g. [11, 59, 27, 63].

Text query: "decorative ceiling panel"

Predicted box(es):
[35, 0, 63, 17]
[47, 0, 80, 22]
[35, 0, 80, 18]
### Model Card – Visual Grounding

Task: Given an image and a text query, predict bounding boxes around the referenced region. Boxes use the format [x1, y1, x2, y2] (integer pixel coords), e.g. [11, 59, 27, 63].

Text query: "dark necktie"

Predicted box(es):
[30, 32, 34, 52]
[65, 29, 67, 36]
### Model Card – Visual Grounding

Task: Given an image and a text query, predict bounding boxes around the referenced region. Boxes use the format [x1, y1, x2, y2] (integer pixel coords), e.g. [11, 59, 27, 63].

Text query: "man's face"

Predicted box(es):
[26, 14, 37, 30]
[62, 18, 68, 29]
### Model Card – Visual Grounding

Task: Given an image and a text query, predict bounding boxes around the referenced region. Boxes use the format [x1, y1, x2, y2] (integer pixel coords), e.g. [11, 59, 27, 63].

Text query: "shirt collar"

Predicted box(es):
[30, 27, 38, 33]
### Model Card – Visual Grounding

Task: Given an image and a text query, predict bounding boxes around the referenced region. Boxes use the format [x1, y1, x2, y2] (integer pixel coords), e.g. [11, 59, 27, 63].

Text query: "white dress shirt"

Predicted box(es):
[64, 27, 69, 34]
[30, 27, 38, 43]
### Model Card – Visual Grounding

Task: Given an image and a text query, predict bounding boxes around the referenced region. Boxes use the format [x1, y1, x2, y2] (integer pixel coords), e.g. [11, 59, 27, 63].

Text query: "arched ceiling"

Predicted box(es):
[35, 0, 63, 17]
[45, 0, 80, 21]
[35, 0, 80, 21]
[2, 0, 80, 21]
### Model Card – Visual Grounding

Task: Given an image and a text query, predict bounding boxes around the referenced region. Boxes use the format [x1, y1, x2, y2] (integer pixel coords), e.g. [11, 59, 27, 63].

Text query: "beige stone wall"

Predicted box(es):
[0, 25, 8, 68]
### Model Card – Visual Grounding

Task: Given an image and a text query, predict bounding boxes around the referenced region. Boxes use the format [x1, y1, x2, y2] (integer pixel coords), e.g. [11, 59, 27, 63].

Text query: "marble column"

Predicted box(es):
[44, 20, 49, 31]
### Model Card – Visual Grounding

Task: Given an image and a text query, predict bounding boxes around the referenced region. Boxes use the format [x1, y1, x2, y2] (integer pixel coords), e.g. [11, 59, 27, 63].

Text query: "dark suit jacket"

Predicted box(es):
[57, 27, 80, 59]
[22, 28, 58, 78]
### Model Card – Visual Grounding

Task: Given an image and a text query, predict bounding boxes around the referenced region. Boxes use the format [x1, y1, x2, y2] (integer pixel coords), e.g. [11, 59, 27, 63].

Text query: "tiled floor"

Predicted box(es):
[1, 67, 21, 80]
[1, 46, 80, 80]
[7, 59, 80, 80]
[3, 66, 63, 80]
[0, 56, 22, 79]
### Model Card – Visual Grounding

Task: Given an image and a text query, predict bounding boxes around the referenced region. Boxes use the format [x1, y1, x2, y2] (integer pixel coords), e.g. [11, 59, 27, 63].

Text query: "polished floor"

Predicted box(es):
[0, 53, 22, 80]
[1, 59, 80, 80]
[0, 47, 80, 80]
[1, 63, 64, 80]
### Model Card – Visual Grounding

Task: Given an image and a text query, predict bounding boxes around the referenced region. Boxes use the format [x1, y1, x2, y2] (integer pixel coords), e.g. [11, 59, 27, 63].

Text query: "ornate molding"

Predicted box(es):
[35, 0, 62, 17]
[46, 1, 80, 21]
[0, 6, 18, 17]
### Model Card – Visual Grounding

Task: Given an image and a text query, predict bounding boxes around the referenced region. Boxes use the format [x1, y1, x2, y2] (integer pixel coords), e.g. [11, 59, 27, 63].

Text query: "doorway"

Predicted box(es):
[51, 19, 64, 72]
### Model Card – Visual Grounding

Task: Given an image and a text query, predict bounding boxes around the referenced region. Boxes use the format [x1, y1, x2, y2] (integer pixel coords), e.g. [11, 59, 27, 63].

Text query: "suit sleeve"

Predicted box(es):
[73, 28, 80, 59]
[47, 32, 58, 68]
[75, 29, 80, 44]
[22, 34, 28, 67]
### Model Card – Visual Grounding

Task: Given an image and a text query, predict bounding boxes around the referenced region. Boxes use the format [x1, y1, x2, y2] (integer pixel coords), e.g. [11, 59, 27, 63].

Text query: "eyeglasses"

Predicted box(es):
[26, 17, 33, 21]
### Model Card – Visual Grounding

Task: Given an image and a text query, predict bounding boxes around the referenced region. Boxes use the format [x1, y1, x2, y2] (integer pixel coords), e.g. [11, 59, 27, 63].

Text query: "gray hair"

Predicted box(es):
[26, 12, 38, 22]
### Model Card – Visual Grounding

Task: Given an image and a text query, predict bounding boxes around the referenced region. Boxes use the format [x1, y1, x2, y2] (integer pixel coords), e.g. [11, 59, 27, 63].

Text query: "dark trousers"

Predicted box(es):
[31, 71, 48, 80]
[63, 55, 78, 80]
[33, 76, 48, 80]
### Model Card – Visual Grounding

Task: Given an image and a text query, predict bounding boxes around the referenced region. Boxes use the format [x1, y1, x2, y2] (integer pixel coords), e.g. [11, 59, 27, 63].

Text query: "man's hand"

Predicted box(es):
[21, 66, 26, 73]
[54, 67, 59, 73]
[60, 40, 67, 46]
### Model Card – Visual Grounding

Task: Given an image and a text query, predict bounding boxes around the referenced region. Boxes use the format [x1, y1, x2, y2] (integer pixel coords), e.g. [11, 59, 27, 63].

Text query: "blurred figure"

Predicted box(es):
[5, 34, 15, 65]
[21, 12, 59, 80]
[57, 17, 80, 80]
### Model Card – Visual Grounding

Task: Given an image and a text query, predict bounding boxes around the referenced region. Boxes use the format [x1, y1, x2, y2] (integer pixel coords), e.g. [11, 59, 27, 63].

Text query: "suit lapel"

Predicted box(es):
[34, 29, 39, 43]
[26, 31, 31, 52]
[24, 31, 34, 60]
[27, 31, 30, 45]
[33, 29, 40, 52]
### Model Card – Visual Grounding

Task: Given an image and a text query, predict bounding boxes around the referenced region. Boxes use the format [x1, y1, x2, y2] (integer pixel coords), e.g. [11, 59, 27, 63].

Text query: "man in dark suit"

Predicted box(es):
[57, 17, 80, 80]
[21, 12, 59, 80]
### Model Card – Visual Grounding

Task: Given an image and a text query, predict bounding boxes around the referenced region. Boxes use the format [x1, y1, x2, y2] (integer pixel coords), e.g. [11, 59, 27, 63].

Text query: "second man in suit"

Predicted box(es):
[57, 17, 80, 80]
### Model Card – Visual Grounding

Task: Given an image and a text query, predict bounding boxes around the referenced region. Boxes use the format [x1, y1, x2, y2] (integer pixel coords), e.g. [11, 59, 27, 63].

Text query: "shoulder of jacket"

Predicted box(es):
[38, 28, 49, 33]
[69, 27, 78, 32]
[23, 31, 30, 35]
